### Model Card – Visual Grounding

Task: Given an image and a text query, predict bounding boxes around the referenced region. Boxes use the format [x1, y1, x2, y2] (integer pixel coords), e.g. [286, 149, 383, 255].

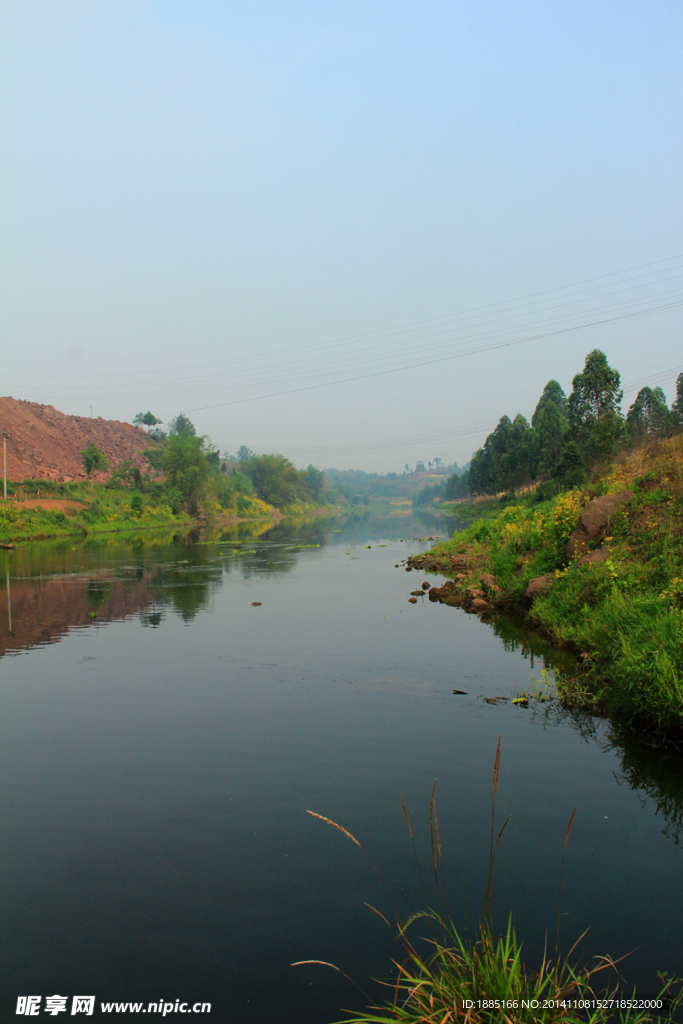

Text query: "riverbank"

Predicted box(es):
[407, 435, 683, 742]
[0, 488, 343, 544]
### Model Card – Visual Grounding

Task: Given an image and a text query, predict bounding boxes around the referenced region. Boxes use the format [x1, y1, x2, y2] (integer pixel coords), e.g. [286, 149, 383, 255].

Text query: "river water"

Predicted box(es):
[1, 513, 682, 1022]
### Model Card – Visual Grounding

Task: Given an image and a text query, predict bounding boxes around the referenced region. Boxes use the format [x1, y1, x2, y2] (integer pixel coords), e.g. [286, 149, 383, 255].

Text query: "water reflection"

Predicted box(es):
[2, 512, 683, 860]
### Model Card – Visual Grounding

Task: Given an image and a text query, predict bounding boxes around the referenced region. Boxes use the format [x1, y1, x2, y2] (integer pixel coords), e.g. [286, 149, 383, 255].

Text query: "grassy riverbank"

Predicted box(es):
[0, 482, 279, 543]
[409, 436, 683, 741]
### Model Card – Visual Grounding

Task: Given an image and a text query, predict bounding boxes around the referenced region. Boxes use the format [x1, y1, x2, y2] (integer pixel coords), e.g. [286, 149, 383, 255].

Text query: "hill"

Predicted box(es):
[0, 397, 151, 483]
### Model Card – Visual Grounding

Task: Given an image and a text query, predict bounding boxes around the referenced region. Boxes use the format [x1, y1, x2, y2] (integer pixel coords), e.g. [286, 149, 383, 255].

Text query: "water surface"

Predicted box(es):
[1, 514, 682, 1022]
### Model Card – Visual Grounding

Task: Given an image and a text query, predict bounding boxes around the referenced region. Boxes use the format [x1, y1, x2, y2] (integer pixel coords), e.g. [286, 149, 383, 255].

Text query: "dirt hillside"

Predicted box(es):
[0, 397, 153, 483]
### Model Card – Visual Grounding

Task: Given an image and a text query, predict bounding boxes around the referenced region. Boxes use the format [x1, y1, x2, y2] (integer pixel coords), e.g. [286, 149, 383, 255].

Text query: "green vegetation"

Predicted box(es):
[411, 434, 683, 740]
[303, 745, 682, 1023]
[451, 355, 682, 501]
[80, 441, 109, 489]
[0, 414, 339, 542]
[0, 479, 184, 542]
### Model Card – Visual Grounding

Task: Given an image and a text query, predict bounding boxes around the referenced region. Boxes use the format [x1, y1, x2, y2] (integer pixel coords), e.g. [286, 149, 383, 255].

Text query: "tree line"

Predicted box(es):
[464, 351, 683, 497]
[82, 413, 330, 516]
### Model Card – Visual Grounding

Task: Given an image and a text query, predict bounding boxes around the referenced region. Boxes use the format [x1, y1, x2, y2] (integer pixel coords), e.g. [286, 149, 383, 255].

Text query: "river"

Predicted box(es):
[1, 512, 682, 1022]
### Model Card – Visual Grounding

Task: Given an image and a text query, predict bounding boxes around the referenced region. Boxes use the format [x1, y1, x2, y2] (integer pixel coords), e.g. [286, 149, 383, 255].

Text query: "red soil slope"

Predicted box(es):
[0, 397, 152, 483]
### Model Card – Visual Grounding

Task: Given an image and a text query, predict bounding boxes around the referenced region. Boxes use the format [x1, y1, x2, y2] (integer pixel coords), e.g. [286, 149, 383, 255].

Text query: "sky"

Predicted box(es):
[1, 0, 682, 471]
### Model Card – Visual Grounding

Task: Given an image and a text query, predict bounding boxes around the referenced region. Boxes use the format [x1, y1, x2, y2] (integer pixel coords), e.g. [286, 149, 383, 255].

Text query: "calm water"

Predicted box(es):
[1, 514, 682, 1023]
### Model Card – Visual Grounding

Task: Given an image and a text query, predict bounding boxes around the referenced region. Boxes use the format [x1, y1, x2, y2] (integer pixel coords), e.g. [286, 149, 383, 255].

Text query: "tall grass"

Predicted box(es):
[297, 739, 682, 1024]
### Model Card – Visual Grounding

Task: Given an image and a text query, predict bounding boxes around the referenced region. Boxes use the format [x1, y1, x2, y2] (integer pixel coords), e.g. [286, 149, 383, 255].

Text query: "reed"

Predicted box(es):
[297, 740, 682, 1024]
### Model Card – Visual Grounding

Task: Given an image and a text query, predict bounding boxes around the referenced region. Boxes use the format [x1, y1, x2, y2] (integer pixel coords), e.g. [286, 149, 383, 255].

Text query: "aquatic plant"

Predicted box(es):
[297, 739, 682, 1024]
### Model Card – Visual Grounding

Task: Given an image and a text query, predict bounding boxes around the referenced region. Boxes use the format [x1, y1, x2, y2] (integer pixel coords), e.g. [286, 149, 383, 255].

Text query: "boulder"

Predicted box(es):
[524, 575, 555, 600]
[577, 547, 611, 565]
[480, 573, 501, 599]
[471, 598, 494, 613]
[466, 588, 485, 601]
[566, 491, 632, 559]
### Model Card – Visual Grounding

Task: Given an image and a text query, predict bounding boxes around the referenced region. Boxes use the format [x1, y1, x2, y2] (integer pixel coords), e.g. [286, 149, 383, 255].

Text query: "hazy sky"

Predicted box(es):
[2, 1, 682, 471]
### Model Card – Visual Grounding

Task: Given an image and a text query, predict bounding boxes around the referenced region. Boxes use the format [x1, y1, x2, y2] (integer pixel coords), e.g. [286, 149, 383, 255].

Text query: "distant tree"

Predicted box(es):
[237, 445, 254, 462]
[205, 443, 221, 469]
[532, 380, 568, 426]
[670, 373, 683, 430]
[415, 461, 426, 474]
[568, 349, 624, 458]
[433, 456, 443, 469]
[134, 411, 163, 433]
[161, 434, 210, 515]
[168, 413, 196, 437]
[302, 465, 325, 501]
[242, 454, 316, 508]
[443, 468, 469, 500]
[626, 387, 671, 439]
[81, 442, 109, 489]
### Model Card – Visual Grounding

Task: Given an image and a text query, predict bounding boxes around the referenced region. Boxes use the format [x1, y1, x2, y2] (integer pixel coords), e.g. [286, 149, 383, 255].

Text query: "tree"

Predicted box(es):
[161, 434, 210, 515]
[568, 349, 624, 458]
[443, 468, 469, 500]
[237, 445, 254, 462]
[302, 465, 325, 501]
[535, 401, 568, 475]
[552, 439, 586, 488]
[134, 411, 162, 433]
[532, 380, 568, 426]
[671, 373, 683, 430]
[242, 453, 312, 507]
[168, 413, 196, 437]
[80, 442, 109, 489]
[626, 387, 671, 439]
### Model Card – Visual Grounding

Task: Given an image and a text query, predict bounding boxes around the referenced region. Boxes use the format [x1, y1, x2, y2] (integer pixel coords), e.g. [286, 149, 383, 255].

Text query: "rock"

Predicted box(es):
[410, 590, 424, 596]
[441, 594, 465, 607]
[524, 575, 555, 599]
[480, 573, 501, 599]
[566, 491, 633, 558]
[466, 588, 485, 601]
[422, 581, 430, 590]
[251, 601, 262, 606]
[471, 598, 494, 613]
[408, 596, 418, 604]
[577, 547, 611, 565]
[428, 581, 455, 600]
[450, 554, 470, 570]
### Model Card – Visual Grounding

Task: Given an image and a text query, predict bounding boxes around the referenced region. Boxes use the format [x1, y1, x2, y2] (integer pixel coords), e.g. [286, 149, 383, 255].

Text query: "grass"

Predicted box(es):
[408, 436, 683, 741]
[0, 483, 187, 542]
[299, 739, 682, 1024]
[0, 478, 282, 542]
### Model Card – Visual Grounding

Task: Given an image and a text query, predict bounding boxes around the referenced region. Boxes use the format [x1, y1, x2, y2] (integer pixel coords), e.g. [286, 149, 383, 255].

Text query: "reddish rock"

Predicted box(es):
[471, 598, 494, 613]
[577, 547, 611, 565]
[524, 575, 555, 600]
[566, 491, 633, 558]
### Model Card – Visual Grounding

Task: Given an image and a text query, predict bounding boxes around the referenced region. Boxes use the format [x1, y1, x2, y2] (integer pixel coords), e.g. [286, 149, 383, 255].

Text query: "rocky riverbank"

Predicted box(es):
[404, 436, 683, 742]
